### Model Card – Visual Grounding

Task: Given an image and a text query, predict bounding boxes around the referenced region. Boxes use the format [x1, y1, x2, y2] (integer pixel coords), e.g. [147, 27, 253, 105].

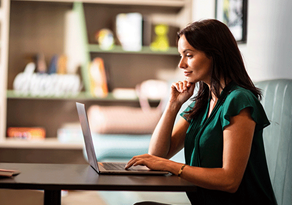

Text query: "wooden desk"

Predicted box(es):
[0, 163, 196, 205]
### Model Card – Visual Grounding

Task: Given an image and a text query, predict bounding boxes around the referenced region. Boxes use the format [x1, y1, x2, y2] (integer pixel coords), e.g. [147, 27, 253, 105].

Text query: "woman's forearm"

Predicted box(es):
[164, 160, 241, 193]
[148, 101, 182, 157]
[179, 165, 240, 193]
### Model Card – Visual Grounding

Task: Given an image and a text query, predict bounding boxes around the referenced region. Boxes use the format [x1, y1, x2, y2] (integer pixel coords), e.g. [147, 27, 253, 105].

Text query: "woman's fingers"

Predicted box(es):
[125, 158, 137, 169]
[125, 154, 170, 172]
[172, 80, 192, 93]
[125, 154, 149, 169]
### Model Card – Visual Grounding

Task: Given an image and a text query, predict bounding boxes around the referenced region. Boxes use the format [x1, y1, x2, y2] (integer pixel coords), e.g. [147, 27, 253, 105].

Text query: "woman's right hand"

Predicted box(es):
[170, 80, 195, 105]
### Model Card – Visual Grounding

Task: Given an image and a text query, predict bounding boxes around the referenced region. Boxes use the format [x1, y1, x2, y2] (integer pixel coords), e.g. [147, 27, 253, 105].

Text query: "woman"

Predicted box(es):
[125, 19, 277, 205]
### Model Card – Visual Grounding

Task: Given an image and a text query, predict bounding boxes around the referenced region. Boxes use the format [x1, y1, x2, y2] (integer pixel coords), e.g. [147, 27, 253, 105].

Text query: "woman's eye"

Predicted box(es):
[186, 55, 193, 58]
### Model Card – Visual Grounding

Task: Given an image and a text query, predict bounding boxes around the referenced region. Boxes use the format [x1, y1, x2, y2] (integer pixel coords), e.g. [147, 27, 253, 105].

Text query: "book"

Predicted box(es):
[112, 88, 137, 99]
[7, 127, 46, 140]
[88, 57, 108, 97]
[0, 169, 21, 177]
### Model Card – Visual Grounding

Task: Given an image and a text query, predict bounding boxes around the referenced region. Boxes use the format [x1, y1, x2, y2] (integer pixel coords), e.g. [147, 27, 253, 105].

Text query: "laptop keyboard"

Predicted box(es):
[102, 163, 127, 170]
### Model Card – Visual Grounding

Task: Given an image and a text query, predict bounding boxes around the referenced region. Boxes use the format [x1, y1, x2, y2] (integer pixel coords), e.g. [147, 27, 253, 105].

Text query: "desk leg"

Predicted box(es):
[44, 190, 61, 205]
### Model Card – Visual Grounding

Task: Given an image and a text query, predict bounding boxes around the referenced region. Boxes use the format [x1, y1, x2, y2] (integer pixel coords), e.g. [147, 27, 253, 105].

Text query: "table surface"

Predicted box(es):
[0, 163, 196, 192]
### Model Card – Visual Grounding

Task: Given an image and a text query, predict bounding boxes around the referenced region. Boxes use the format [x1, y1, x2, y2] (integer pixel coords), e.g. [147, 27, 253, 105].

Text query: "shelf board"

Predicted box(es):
[83, 0, 186, 7]
[0, 138, 84, 149]
[11, 0, 186, 8]
[6, 90, 143, 101]
[88, 45, 179, 55]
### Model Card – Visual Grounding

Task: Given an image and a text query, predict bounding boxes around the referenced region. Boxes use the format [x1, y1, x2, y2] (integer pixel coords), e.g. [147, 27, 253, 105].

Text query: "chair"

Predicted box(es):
[255, 79, 292, 205]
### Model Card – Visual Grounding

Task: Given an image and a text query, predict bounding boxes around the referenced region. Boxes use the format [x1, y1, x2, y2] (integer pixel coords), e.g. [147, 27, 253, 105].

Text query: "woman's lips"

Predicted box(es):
[184, 71, 192, 76]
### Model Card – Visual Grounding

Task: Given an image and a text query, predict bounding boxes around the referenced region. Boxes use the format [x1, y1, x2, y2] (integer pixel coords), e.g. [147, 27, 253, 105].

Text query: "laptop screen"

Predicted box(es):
[76, 102, 99, 172]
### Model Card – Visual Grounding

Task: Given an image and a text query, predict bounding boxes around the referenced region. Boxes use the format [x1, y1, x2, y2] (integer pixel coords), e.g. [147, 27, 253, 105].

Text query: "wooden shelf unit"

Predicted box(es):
[0, 0, 192, 146]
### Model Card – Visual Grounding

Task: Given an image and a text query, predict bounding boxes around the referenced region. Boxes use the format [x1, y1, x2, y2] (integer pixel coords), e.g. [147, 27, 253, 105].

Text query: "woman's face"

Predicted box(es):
[178, 35, 213, 85]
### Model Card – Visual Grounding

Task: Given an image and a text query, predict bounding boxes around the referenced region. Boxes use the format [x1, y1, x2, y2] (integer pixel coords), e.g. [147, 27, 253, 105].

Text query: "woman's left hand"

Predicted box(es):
[125, 154, 173, 172]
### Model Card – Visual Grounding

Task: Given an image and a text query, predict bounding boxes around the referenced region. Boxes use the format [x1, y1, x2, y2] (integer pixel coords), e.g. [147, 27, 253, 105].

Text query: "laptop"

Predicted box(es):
[76, 102, 169, 175]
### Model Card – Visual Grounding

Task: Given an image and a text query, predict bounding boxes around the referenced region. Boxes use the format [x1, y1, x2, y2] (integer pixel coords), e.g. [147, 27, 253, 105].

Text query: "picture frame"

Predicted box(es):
[215, 0, 248, 43]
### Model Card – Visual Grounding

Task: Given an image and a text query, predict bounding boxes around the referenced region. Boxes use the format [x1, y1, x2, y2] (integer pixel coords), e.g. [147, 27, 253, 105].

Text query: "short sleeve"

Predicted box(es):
[180, 101, 196, 122]
[221, 89, 270, 131]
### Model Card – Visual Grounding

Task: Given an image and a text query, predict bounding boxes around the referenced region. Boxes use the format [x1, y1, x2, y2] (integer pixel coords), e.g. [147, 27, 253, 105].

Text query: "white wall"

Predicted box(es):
[192, 0, 292, 81]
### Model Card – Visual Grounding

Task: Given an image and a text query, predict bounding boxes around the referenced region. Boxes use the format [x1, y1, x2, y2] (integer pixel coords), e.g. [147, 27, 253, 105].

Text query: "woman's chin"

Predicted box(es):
[185, 78, 197, 84]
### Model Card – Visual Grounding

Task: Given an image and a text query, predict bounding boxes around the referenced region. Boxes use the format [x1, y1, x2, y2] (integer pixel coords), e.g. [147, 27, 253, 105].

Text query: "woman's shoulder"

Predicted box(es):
[225, 84, 259, 103]
[221, 84, 270, 130]
[221, 83, 266, 117]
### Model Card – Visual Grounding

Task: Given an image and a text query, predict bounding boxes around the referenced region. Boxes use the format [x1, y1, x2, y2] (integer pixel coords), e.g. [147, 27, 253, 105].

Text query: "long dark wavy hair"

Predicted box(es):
[177, 19, 261, 120]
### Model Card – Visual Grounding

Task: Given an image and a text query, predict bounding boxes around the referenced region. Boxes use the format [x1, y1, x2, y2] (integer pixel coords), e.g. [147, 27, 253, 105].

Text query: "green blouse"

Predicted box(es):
[181, 82, 277, 205]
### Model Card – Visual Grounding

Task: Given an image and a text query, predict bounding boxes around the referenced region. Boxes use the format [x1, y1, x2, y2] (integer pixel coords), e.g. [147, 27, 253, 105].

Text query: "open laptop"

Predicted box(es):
[76, 102, 169, 175]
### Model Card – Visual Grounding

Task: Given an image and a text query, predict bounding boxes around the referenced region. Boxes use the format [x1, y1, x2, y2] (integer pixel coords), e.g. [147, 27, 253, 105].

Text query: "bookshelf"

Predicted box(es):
[1, 0, 192, 147]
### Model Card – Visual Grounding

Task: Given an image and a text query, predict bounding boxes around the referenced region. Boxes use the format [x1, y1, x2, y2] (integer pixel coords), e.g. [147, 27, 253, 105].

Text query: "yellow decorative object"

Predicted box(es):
[150, 24, 169, 51]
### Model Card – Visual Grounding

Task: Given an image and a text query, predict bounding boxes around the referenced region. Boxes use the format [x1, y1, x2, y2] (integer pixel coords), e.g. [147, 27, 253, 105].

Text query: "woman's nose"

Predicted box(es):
[178, 58, 187, 69]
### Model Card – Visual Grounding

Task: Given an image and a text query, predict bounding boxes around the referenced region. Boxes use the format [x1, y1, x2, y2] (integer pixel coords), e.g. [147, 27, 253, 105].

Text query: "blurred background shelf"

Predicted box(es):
[11, 0, 187, 8]
[0, 138, 83, 149]
[87, 45, 179, 55]
[7, 89, 162, 102]
[0, 0, 192, 147]
[7, 90, 136, 101]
